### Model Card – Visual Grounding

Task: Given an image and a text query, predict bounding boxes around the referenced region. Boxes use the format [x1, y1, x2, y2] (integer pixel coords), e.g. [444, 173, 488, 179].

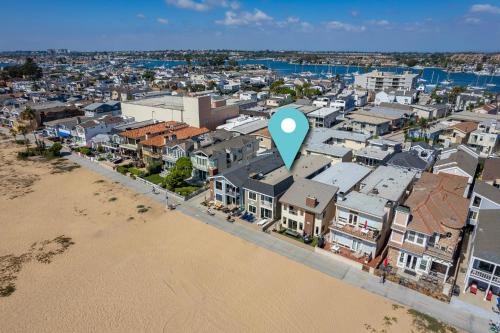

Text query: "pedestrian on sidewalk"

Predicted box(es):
[382, 272, 386, 284]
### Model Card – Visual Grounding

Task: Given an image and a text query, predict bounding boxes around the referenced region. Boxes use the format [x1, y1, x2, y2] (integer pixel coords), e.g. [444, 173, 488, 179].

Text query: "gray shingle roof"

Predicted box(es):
[387, 151, 428, 171]
[279, 178, 338, 214]
[473, 210, 500, 264]
[473, 181, 500, 204]
[434, 150, 478, 177]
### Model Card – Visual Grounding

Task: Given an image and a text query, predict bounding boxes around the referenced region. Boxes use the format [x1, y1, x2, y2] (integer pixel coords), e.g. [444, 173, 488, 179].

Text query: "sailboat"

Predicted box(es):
[486, 73, 496, 87]
[440, 71, 453, 85]
[425, 71, 437, 89]
[468, 75, 485, 90]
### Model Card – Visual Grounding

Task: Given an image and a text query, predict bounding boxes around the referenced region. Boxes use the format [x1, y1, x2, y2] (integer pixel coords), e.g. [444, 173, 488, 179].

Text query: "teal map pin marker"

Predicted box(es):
[268, 107, 309, 170]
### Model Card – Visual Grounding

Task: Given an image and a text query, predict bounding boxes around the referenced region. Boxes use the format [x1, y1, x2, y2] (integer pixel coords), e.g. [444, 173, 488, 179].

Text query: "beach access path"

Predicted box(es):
[65, 152, 496, 333]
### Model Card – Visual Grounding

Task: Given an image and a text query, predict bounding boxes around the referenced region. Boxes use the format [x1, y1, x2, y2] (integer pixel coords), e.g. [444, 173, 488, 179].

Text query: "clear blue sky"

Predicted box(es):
[1, 0, 499, 51]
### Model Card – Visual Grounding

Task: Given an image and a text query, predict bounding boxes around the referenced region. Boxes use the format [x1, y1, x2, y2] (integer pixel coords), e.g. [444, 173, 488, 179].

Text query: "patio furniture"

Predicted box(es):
[285, 229, 300, 238]
[331, 244, 341, 254]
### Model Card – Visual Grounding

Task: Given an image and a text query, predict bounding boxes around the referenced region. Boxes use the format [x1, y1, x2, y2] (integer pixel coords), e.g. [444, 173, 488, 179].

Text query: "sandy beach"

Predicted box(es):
[0, 143, 460, 333]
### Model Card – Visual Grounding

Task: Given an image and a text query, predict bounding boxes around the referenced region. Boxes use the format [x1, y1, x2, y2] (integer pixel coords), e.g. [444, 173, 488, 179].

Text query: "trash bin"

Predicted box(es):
[470, 283, 477, 294]
[487, 289, 493, 301]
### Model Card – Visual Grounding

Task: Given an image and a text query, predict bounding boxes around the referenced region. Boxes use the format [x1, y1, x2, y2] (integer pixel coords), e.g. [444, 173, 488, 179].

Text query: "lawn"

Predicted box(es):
[144, 173, 165, 185]
[174, 186, 200, 196]
[278, 229, 318, 247]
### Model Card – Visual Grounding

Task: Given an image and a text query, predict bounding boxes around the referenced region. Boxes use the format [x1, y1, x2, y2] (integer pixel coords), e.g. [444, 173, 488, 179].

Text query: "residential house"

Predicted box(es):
[439, 122, 478, 147]
[433, 145, 479, 196]
[210, 151, 284, 209]
[191, 135, 259, 181]
[467, 181, 500, 226]
[329, 191, 391, 262]
[345, 113, 391, 136]
[304, 128, 370, 152]
[467, 120, 499, 157]
[354, 139, 401, 168]
[279, 179, 338, 238]
[243, 155, 331, 221]
[463, 210, 500, 295]
[250, 127, 274, 151]
[304, 143, 352, 165]
[387, 151, 432, 177]
[140, 125, 209, 166]
[83, 101, 121, 118]
[74, 116, 129, 147]
[412, 104, 449, 120]
[481, 158, 500, 188]
[43, 116, 88, 139]
[306, 107, 341, 128]
[312, 162, 371, 194]
[386, 173, 469, 284]
[375, 89, 417, 105]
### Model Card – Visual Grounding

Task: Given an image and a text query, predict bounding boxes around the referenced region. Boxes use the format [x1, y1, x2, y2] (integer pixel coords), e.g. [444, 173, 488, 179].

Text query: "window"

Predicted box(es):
[215, 181, 223, 190]
[348, 213, 358, 225]
[261, 208, 272, 218]
[472, 196, 482, 207]
[315, 226, 319, 235]
[288, 219, 298, 230]
[248, 192, 257, 200]
[419, 258, 428, 271]
[299, 223, 303, 230]
[261, 195, 272, 206]
[249, 205, 257, 214]
[399, 252, 405, 264]
[406, 231, 416, 242]
[416, 233, 425, 245]
[468, 210, 478, 220]
[215, 194, 223, 202]
[282, 217, 287, 225]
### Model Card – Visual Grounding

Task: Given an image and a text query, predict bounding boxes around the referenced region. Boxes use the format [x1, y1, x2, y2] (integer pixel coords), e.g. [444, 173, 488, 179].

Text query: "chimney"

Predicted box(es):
[337, 192, 345, 202]
[306, 195, 317, 208]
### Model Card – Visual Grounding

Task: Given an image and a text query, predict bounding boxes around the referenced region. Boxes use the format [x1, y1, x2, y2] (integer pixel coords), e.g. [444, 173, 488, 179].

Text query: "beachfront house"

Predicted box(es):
[279, 178, 338, 238]
[463, 210, 500, 297]
[191, 135, 259, 181]
[386, 173, 469, 284]
[467, 181, 500, 226]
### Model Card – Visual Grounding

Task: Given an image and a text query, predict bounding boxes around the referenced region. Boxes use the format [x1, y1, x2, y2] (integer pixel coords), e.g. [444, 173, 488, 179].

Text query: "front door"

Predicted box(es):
[304, 211, 315, 235]
[405, 254, 417, 270]
[352, 239, 361, 252]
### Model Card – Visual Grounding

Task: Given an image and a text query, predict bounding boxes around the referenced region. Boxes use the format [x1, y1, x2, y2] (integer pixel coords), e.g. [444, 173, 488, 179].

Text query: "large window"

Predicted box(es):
[215, 181, 223, 190]
[419, 258, 428, 271]
[215, 194, 223, 202]
[472, 196, 482, 207]
[260, 195, 272, 206]
[399, 252, 405, 264]
[348, 213, 358, 225]
[406, 231, 425, 245]
[288, 219, 298, 230]
[249, 205, 257, 214]
[261, 208, 272, 219]
[248, 192, 257, 201]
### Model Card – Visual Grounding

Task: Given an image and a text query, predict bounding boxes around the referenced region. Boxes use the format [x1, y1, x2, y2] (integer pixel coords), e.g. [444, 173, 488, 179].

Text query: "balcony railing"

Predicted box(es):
[470, 269, 500, 284]
[330, 222, 380, 242]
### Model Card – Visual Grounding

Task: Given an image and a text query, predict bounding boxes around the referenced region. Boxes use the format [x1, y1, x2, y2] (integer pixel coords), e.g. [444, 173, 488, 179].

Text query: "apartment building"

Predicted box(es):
[354, 71, 419, 91]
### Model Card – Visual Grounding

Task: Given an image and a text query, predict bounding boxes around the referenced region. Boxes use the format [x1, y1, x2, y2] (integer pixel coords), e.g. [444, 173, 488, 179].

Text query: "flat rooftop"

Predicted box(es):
[313, 162, 372, 193]
[338, 191, 388, 218]
[359, 165, 417, 202]
[123, 95, 184, 110]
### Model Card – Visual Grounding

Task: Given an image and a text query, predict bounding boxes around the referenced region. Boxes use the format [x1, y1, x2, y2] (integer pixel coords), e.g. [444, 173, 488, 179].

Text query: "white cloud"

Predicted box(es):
[165, 0, 240, 11]
[470, 3, 500, 14]
[137, 13, 146, 19]
[216, 9, 273, 26]
[367, 19, 390, 26]
[325, 21, 366, 32]
[157, 18, 169, 24]
[464, 17, 481, 24]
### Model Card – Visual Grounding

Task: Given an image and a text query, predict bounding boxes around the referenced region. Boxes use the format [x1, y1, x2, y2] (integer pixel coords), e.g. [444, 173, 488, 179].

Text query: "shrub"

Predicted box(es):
[128, 167, 145, 177]
[48, 142, 63, 157]
[116, 166, 128, 174]
[146, 161, 163, 175]
[78, 147, 92, 156]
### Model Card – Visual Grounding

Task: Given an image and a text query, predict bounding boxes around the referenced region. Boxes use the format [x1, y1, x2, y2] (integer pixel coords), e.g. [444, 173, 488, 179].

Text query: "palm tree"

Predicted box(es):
[19, 107, 41, 149]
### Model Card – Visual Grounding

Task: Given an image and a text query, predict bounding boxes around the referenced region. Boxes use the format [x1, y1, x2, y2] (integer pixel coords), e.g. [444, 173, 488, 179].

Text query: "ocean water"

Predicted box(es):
[137, 59, 500, 93]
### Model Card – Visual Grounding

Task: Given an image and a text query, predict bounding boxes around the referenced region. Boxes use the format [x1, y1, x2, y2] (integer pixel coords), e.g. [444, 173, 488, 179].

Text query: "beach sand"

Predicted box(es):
[0, 143, 460, 333]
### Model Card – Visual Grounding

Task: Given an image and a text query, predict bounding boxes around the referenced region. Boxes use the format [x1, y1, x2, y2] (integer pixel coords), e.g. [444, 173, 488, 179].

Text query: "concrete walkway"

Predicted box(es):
[66, 153, 495, 333]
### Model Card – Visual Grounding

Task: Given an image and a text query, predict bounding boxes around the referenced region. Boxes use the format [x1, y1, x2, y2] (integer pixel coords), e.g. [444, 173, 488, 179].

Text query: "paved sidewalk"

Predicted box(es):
[67, 153, 494, 333]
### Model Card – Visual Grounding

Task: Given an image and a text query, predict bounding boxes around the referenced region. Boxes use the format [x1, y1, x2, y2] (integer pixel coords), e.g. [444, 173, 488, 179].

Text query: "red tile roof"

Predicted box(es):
[405, 172, 469, 235]
[119, 121, 184, 140]
[450, 121, 478, 134]
[140, 126, 209, 147]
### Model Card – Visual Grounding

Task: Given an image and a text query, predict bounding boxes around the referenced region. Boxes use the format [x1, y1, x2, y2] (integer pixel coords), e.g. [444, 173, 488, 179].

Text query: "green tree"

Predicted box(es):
[142, 71, 155, 81]
[163, 157, 192, 190]
[175, 157, 192, 179]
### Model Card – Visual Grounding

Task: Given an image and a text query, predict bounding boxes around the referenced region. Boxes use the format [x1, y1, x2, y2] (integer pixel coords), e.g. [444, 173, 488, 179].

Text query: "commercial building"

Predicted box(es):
[121, 94, 239, 130]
